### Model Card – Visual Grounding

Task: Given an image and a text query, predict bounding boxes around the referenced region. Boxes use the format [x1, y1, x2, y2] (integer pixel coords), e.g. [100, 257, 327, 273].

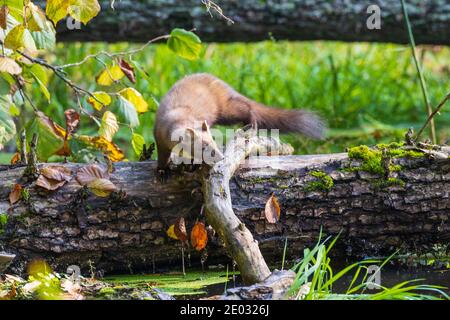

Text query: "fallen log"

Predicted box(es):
[35, 0, 450, 45]
[0, 146, 449, 275]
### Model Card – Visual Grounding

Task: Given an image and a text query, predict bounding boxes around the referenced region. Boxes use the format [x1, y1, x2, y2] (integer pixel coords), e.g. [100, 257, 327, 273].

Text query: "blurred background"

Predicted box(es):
[2, 41, 447, 162]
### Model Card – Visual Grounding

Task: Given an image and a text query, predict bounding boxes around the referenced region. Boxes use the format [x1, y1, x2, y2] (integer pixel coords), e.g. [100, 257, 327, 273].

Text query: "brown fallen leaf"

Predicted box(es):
[191, 222, 208, 251]
[36, 175, 67, 191]
[76, 164, 109, 186]
[265, 194, 281, 224]
[9, 184, 22, 204]
[174, 217, 188, 242]
[36, 166, 73, 191]
[119, 59, 136, 84]
[40, 166, 72, 182]
[87, 178, 117, 197]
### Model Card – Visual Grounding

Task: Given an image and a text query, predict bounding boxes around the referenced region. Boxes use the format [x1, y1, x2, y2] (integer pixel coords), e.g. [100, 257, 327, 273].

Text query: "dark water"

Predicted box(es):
[192, 264, 450, 299]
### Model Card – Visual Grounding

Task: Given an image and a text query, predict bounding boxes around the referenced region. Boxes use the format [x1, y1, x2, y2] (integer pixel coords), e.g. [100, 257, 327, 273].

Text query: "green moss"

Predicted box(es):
[0, 213, 7, 235]
[304, 171, 334, 192]
[98, 287, 116, 296]
[21, 188, 30, 202]
[347, 142, 425, 176]
[373, 177, 406, 189]
[348, 145, 384, 175]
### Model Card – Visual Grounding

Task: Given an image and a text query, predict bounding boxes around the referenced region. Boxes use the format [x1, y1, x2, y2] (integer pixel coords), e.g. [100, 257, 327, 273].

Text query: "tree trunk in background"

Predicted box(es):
[35, 0, 450, 45]
[0, 151, 449, 275]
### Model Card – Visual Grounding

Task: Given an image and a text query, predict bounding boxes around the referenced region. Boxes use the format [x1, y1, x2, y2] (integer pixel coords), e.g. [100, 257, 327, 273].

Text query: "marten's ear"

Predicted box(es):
[185, 127, 201, 139]
[202, 120, 211, 133]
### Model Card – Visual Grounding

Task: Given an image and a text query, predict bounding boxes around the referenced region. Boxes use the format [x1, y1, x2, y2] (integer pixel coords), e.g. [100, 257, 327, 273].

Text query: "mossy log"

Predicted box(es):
[0, 148, 449, 275]
[35, 0, 450, 45]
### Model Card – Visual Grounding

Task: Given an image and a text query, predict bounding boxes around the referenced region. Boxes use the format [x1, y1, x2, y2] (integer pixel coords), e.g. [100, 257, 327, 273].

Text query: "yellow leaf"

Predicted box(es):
[46, 0, 69, 25]
[98, 111, 119, 142]
[76, 135, 125, 162]
[87, 178, 117, 197]
[0, 57, 22, 75]
[119, 88, 148, 113]
[4, 24, 36, 52]
[68, 0, 101, 25]
[167, 225, 179, 240]
[87, 92, 111, 111]
[96, 65, 125, 86]
[26, 3, 49, 32]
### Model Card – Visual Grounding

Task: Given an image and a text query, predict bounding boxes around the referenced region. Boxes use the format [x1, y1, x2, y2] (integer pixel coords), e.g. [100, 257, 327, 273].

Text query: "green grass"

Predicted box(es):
[4, 41, 450, 161]
[288, 235, 449, 300]
[0, 152, 13, 164]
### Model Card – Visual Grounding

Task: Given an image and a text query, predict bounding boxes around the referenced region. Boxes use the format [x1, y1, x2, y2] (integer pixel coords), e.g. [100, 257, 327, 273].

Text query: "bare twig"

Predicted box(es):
[16, 50, 106, 107]
[23, 133, 39, 180]
[201, 0, 234, 24]
[415, 92, 450, 142]
[19, 129, 27, 165]
[56, 34, 171, 69]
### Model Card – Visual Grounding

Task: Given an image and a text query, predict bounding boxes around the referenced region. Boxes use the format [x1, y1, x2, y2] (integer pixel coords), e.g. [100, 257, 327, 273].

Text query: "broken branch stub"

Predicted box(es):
[202, 129, 292, 284]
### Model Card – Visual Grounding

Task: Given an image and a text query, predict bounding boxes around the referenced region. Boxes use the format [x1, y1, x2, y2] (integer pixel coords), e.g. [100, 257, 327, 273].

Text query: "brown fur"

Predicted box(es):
[154, 73, 325, 169]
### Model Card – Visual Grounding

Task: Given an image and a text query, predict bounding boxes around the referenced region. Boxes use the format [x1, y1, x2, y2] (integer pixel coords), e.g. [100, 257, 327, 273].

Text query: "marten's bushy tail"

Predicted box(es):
[251, 103, 326, 140]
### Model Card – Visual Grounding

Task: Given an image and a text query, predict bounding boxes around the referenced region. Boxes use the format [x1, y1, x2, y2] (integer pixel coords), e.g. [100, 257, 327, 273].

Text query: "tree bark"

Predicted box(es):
[36, 0, 450, 45]
[0, 148, 449, 275]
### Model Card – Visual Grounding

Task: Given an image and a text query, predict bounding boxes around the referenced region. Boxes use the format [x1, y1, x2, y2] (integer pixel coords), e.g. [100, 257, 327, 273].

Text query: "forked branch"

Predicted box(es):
[202, 128, 293, 284]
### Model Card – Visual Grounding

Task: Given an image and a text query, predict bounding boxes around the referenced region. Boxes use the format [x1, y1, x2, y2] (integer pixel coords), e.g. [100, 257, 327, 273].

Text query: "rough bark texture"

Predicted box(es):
[0, 150, 449, 275]
[202, 130, 288, 284]
[35, 0, 450, 45]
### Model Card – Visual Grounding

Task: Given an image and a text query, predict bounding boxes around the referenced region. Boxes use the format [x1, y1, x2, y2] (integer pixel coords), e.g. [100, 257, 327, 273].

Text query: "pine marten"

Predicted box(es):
[154, 73, 325, 172]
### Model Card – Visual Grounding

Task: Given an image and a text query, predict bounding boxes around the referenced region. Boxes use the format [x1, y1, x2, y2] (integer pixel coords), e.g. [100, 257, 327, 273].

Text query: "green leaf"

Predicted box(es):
[4, 0, 24, 23]
[31, 22, 56, 50]
[0, 97, 16, 151]
[25, 112, 65, 161]
[167, 28, 202, 61]
[31, 72, 51, 102]
[115, 96, 139, 128]
[131, 133, 145, 156]
[0, 75, 11, 95]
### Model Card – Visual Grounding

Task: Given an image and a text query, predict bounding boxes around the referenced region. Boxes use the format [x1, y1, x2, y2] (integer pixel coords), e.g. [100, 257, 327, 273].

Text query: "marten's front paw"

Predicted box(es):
[157, 168, 170, 183]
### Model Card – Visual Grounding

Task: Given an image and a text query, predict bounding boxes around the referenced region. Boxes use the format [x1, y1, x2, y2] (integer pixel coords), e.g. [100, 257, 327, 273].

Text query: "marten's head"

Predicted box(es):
[171, 121, 224, 166]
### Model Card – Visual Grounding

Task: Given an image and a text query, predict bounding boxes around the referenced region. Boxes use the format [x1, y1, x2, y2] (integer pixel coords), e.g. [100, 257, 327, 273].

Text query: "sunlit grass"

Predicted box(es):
[7, 41, 450, 160]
